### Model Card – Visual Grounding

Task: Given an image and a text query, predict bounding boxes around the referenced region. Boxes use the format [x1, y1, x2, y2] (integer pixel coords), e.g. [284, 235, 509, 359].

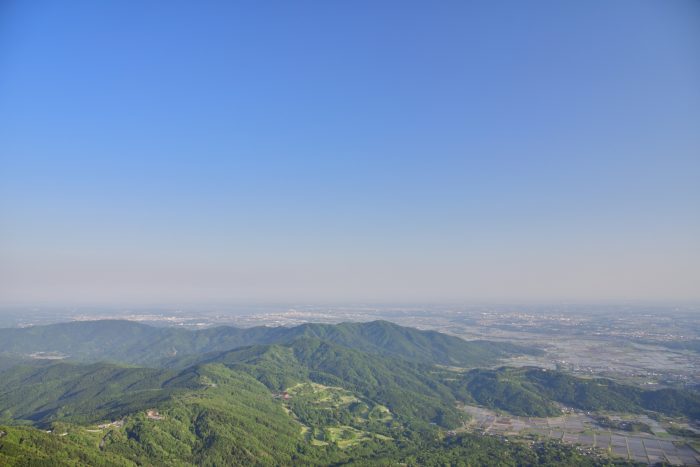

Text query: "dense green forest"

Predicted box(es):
[0, 320, 695, 465]
[0, 424, 629, 466]
[0, 319, 540, 366]
[450, 367, 700, 418]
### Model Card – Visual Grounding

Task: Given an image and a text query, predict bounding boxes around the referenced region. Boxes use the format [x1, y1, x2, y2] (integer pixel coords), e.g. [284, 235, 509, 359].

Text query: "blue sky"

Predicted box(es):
[1, 1, 699, 304]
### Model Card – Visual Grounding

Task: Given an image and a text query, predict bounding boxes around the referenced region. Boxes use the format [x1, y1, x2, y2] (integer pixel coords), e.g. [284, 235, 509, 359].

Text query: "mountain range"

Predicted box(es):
[0, 320, 696, 465]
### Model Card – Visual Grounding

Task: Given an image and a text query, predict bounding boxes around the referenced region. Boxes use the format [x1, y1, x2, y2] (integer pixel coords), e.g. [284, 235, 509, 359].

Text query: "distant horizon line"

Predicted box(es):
[1, 298, 699, 310]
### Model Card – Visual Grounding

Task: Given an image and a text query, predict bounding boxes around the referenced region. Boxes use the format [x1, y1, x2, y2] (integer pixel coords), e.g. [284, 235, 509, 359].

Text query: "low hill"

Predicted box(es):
[450, 367, 700, 418]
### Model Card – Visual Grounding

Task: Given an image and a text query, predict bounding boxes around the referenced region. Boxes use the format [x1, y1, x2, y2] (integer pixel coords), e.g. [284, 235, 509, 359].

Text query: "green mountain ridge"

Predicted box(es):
[0, 319, 541, 368]
[0, 337, 464, 430]
[0, 320, 693, 465]
[2, 337, 696, 430]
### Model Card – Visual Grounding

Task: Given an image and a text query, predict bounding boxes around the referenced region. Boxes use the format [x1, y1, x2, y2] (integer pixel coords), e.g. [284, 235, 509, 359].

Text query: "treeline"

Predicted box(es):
[450, 367, 700, 418]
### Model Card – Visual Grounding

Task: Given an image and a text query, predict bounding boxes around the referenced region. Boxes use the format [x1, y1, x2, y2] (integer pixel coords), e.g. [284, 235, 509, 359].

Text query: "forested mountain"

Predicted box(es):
[0, 337, 461, 429]
[0, 358, 631, 466]
[0, 424, 613, 467]
[0, 320, 694, 465]
[0, 362, 178, 424]
[0, 319, 540, 366]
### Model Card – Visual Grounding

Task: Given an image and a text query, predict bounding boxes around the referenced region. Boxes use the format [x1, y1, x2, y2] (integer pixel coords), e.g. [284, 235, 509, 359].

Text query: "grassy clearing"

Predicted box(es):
[325, 426, 372, 448]
[284, 382, 395, 448]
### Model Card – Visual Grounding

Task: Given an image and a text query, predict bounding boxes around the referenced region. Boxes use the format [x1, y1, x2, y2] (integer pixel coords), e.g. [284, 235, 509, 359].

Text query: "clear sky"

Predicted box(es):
[1, 1, 699, 305]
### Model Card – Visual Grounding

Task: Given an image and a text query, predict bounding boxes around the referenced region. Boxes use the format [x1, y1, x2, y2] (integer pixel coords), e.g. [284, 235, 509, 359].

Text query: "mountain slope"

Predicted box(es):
[450, 367, 700, 418]
[0, 338, 465, 430]
[0, 361, 625, 466]
[189, 338, 464, 428]
[0, 366, 324, 466]
[0, 362, 178, 425]
[0, 321, 685, 466]
[0, 319, 540, 367]
[0, 425, 135, 466]
[0, 423, 614, 467]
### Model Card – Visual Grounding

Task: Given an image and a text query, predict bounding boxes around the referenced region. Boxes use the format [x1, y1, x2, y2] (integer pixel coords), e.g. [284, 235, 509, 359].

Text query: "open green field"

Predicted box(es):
[285, 382, 395, 448]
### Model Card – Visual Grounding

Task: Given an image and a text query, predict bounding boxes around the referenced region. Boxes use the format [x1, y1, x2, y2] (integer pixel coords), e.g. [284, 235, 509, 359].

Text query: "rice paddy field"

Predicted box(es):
[462, 405, 700, 465]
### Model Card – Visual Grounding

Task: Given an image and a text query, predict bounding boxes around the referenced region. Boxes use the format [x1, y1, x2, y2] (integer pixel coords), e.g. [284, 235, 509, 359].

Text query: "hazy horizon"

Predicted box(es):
[2, 1, 699, 305]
